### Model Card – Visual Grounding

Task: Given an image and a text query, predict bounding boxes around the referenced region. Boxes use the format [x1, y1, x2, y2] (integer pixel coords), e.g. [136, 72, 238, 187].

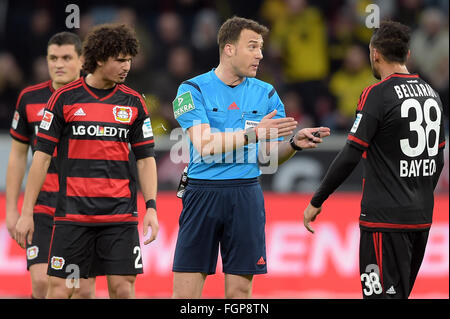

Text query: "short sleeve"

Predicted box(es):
[129, 95, 155, 159]
[346, 85, 383, 151]
[10, 91, 31, 144]
[173, 82, 208, 131]
[35, 92, 65, 155]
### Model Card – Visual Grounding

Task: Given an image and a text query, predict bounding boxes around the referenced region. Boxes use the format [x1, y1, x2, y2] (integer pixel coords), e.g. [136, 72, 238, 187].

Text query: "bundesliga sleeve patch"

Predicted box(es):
[173, 91, 195, 119]
[11, 110, 20, 129]
[350, 113, 363, 133]
[142, 117, 153, 138]
[40, 110, 54, 130]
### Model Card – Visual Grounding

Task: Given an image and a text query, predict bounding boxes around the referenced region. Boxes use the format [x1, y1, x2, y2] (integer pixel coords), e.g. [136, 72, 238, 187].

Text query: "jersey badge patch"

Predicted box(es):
[51, 256, 65, 270]
[113, 106, 133, 123]
[350, 113, 363, 133]
[40, 110, 54, 130]
[142, 118, 153, 138]
[173, 91, 195, 119]
[27, 246, 39, 260]
[11, 111, 20, 129]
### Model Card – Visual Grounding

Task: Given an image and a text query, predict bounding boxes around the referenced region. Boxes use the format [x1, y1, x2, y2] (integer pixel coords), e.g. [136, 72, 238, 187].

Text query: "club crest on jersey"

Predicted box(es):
[51, 256, 65, 270]
[113, 106, 132, 123]
[26, 246, 39, 260]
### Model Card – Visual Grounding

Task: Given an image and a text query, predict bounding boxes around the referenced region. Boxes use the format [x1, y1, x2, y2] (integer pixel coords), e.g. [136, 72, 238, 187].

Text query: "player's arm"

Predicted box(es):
[15, 151, 52, 248]
[303, 86, 383, 233]
[5, 140, 29, 238]
[136, 156, 159, 245]
[15, 91, 64, 248]
[129, 95, 159, 245]
[303, 143, 364, 233]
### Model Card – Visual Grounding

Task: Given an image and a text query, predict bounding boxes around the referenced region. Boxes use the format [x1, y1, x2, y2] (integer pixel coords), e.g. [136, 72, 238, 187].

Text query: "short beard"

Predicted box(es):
[371, 65, 381, 80]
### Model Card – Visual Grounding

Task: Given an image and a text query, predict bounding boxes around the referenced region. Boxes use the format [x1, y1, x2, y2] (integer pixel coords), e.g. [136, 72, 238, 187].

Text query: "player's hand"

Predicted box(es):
[15, 214, 34, 249]
[303, 203, 322, 234]
[292, 127, 331, 150]
[6, 209, 20, 239]
[256, 110, 298, 140]
[143, 208, 159, 245]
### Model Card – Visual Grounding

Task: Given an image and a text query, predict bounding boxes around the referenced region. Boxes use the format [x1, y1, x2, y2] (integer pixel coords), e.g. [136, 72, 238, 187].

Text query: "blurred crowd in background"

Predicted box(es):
[0, 0, 448, 134]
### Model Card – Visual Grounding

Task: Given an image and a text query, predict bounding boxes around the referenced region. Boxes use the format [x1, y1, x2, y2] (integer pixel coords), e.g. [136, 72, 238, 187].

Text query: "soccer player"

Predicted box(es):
[6, 32, 97, 299]
[14, 24, 159, 299]
[303, 20, 446, 299]
[171, 16, 330, 299]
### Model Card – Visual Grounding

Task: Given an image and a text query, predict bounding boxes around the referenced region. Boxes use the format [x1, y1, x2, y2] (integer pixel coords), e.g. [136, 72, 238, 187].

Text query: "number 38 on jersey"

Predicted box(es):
[399, 98, 441, 178]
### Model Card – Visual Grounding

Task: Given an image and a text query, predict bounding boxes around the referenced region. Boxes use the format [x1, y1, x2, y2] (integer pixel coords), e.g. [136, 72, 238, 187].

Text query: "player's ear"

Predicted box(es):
[372, 47, 380, 63]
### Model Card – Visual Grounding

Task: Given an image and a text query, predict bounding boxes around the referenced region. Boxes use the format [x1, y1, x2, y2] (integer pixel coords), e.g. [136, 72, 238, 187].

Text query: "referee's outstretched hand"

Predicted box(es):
[303, 203, 322, 234]
[292, 127, 331, 150]
[256, 110, 298, 140]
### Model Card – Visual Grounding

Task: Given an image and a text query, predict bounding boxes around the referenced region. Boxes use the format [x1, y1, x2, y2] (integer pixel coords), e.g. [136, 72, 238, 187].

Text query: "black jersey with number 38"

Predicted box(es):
[346, 73, 446, 231]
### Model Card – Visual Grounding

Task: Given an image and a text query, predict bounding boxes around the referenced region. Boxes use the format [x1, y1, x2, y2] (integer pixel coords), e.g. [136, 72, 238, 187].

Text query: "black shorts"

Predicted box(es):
[173, 178, 267, 275]
[359, 229, 429, 299]
[26, 213, 53, 270]
[47, 223, 143, 279]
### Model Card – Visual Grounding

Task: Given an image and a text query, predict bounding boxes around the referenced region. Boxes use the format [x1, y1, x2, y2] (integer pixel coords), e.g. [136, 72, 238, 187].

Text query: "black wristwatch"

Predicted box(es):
[244, 127, 257, 144]
[289, 136, 302, 151]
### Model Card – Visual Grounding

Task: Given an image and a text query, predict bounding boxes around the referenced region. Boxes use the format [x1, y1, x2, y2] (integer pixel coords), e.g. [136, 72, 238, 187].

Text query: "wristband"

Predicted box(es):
[289, 136, 303, 151]
[145, 199, 156, 210]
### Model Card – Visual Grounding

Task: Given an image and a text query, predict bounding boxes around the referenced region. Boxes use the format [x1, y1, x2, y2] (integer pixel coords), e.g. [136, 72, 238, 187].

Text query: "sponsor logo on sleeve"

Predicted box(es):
[142, 117, 153, 138]
[39, 110, 54, 130]
[173, 91, 195, 119]
[350, 113, 363, 133]
[11, 111, 20, 129]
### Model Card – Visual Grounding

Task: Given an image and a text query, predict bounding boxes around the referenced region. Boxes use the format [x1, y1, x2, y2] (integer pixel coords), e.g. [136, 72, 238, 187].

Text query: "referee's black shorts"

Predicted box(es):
[359, 229, 429, 299]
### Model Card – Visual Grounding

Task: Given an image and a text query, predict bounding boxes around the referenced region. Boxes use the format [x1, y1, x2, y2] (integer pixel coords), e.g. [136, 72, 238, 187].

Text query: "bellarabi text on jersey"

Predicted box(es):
[72, 124, 129, 138]
[393, 82, 438, 99]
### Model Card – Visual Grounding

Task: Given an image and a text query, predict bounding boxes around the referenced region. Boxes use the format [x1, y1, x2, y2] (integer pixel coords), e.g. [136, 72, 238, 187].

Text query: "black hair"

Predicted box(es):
[48, 32, 82, 56]
[370, 20, 411, 63]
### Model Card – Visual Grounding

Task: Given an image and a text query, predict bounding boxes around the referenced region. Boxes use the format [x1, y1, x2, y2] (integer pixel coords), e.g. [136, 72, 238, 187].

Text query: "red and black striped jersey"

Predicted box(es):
[347, 73, 446, 231]
[35, 77, 155, 226]
[10, 80, 58, 217]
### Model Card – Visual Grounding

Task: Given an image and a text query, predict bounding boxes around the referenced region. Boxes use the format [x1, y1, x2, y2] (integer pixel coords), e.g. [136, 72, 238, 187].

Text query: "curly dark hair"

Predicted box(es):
[82, 24, 139, 74]
[370, 20, 411, 64]
[217, 16, 269, 53]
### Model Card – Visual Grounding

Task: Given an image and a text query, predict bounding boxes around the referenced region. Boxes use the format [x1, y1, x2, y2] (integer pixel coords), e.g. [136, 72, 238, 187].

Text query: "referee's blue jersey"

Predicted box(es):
[173, 69, 286, 180]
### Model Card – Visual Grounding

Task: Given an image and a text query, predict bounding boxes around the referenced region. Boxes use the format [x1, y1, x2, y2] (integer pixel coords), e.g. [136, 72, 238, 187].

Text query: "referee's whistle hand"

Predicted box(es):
[143, 209, 159, 245]
[294, 127, 331, 149]
[303, 203, 322, 234]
